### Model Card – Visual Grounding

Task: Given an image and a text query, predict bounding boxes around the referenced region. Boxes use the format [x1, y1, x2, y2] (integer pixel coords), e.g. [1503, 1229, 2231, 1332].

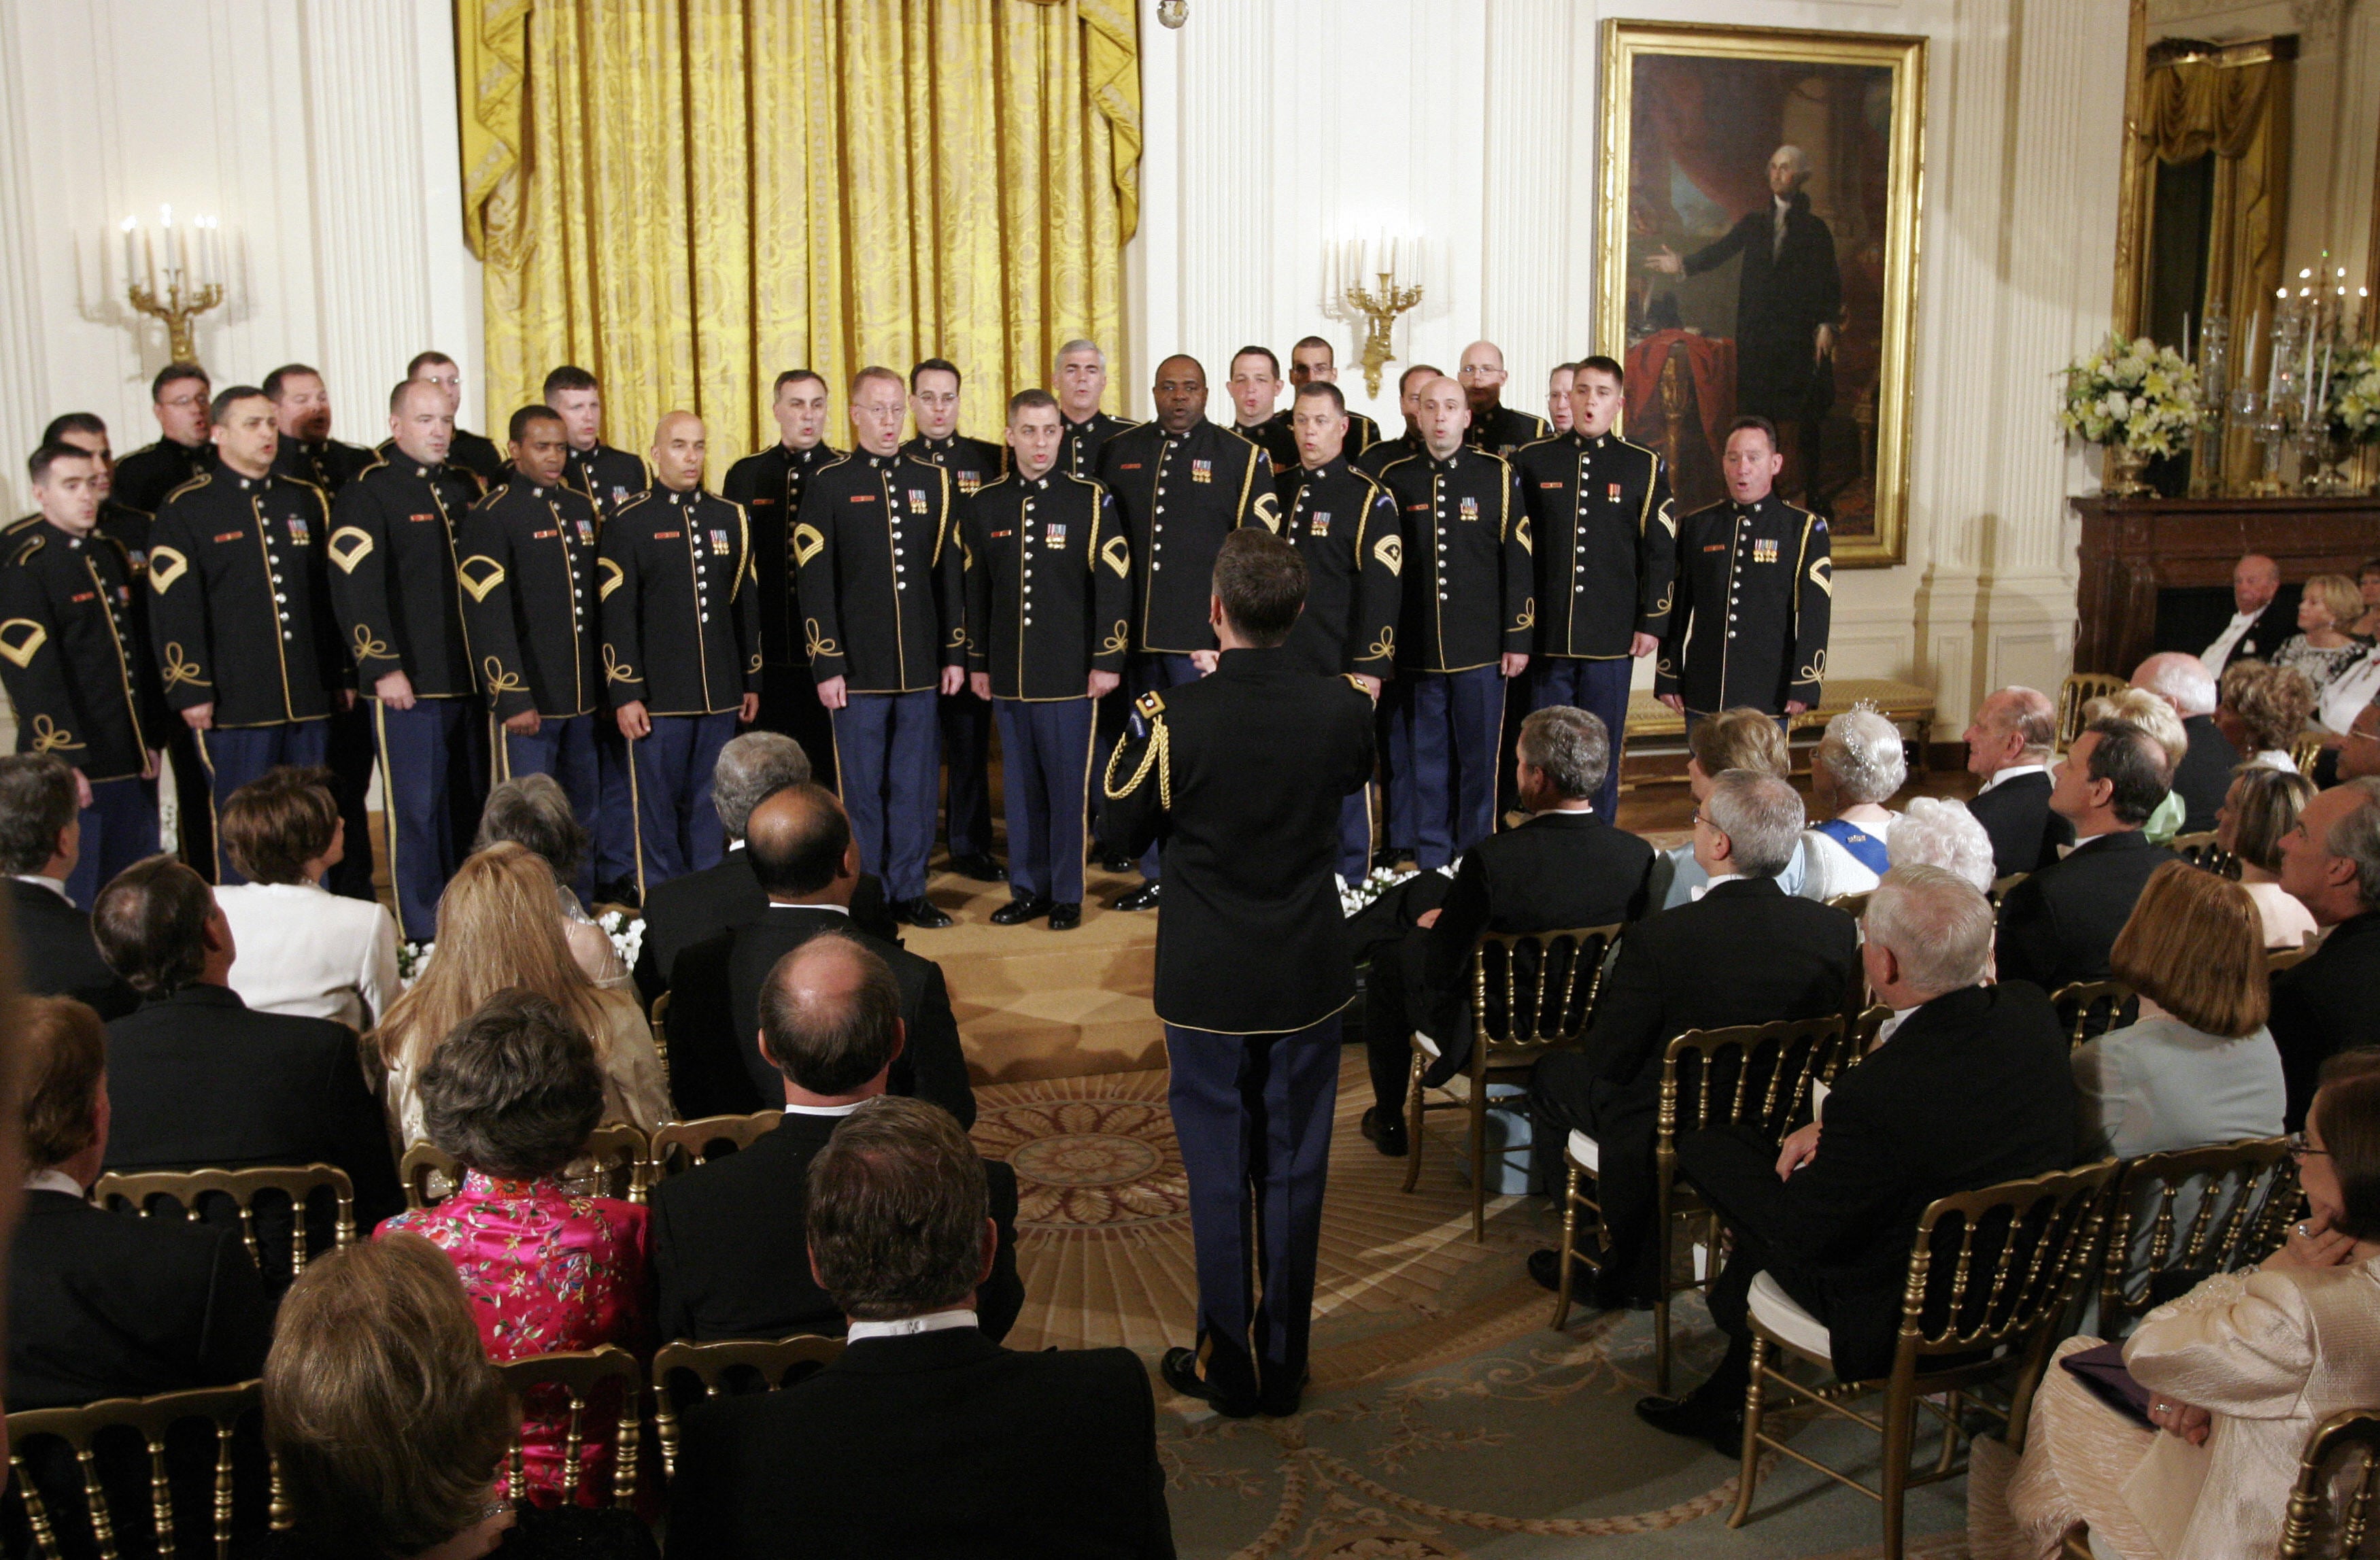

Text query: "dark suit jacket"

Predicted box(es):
[666, 906, 974, 1127]
[2172, 714, 2241, 836]
[650, 1110, 1022, 1345]
[2271, 911, 2380, 1127]
[1992, 830, 2173, 993]
[1966, 770, 2072, 879]
[1418, 811, 1653, 1082]
[2222, 597, 2298, 668]
[664, 1328, 1173, 1560]
[633, 848, 895, 1004]
[8, 878, 137, 1019]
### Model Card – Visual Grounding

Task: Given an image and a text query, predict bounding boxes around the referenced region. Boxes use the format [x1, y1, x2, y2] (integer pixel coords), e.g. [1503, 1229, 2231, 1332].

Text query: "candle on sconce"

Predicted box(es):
[142, 226, 157, 296]
[119, 218, 137, 292]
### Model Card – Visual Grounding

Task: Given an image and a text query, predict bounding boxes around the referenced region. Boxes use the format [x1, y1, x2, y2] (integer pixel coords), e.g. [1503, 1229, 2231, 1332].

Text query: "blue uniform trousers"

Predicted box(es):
[1379, 682, 1412, 856]
[1339, 788, 1373, 884]
[1165, 1015, 1342, 1406]
[194, 719, 329, 886]
[1397, 665, 1506, 869]
[1532, 656, 1635, 821]
[371, 698, 489, 943]
[939, 690, 995, 860]
[1125, 654, 1204, 881]
[496, 714, 601, 904]
[832, 690, 938, 902]
[67, 775, 160, 910]
[630, 712, 736, 894]
[593, 721, 639, 891]
[323, 703, 378, 902]
[994, 696, 1094, 905]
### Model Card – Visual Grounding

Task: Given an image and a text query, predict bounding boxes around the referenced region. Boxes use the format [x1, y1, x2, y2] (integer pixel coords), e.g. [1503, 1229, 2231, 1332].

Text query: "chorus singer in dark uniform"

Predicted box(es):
[1355, 363, 1443, 480]
[1282, 336, 1381, 454]
[1455, 341, 1550, 458]
[263, 364, 375, 496]
[721, 369, 839, 782]
[1102, 528, 1374, 1421]
[1227, 346, 1296, 475]
[377, 352, 505, 488]
[1655, 416, 1831, 725]
[1052, 339, 1140, 479]
[114, 364, 216, 516]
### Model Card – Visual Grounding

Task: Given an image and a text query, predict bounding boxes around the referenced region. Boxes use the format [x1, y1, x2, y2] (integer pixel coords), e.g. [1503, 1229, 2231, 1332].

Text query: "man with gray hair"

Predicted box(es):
[2271, 777, 2380, 1123]
[1962, 686, 2071, 877]
[2132, 651, 2239, 834]
[1525, 768, 1857, 1313]
[1051, 339, 1140, 479]
[1648, 866, 2074, 1452]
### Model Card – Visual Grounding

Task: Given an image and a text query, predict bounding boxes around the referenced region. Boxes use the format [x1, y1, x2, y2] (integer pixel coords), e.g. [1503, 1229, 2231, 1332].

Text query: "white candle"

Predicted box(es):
[2183, 311, 2192, 363]
[142, 227, 156, 296]
[119, 218, 136, 292]
[2243, 310, 2259, 382]
[2321, 341, 2333, 420]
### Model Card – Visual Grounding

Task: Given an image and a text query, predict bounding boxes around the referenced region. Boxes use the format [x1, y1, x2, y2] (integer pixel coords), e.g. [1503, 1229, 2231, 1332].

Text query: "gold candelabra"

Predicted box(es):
[129, 271, 222, 364]
[118, 209, 226, 364]
[1343, 271, 1423, 399]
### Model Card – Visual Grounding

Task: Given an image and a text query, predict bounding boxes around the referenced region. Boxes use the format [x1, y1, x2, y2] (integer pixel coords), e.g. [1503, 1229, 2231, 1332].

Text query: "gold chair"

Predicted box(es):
[93, 1166, 355, 1285]
[2271, 943, 2316, 971]
[2280, 1407, 2380, 1558]
[1988, 872, 2028, 906]
[648, 1111, 783, 1182]
[496, 1346, 645, 1510]
[2169, 830, 2241, 879]
[1403, 923, 1622, 1242]
[401, 1125, 650, 1210]
[400, 1140, 462, 1210]
[4, 1380, 262, 1560]
[2050, 979, 2139, 1049]
[2055, 673, 2128, 752]
[2096, 1136, 2298, 1334]
[1730, 1160, 2118, 1560]
[650, 1336, 845, 1479]
[648, 991, 673, 1102]
[1824, 889, 1874, 921]
[2291, 728, 2331, 777]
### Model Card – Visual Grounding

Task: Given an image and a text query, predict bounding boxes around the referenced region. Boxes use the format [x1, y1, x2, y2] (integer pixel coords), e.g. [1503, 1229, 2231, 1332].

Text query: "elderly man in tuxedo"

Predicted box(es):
[1994, 718, 2175, 992]
[2200, 554, 2296, 674]
[1960, 688, 2071, 879]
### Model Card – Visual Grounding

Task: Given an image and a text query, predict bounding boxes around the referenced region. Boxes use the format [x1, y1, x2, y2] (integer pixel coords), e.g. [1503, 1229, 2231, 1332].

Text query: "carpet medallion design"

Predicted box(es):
[974, 1097, 1189, 1230]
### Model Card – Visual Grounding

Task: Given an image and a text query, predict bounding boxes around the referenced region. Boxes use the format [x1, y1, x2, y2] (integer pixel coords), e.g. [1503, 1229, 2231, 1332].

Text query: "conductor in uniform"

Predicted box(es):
[1515, 354, 1675, 820]
[1374, 375, 1532, 868]
[1052, 340, 1140, 479]
[793, 367, 965, 930]
[1092, 354, 1280, 911]
[721, 369, 838, 781]
[600, 412, 760, 894]
[454, 407, 607, 896]
[1102, 528, 1374, 1420]
[962, 390, 1129, 931]
[1655, 416, 1831, 726]
[327, 378, 489, 943]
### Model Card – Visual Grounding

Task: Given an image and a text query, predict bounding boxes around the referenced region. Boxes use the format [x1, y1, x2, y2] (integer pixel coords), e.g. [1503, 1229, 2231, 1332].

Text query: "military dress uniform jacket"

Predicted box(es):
[453, 481, 603, 721]
[792, 452, 962, 695]
[599, 487, 761, 717]
[564, 443, 650, 520]
[721, 441, 838, 672]
[1236, 419, 1298, 477]
[326, 456, 481, 699]
[1277, 458, 1401, 678]
[0, 524, 166, 780]
[114, 439, 214, 517]
[1374, 448, 1532, 673]
[1466, 405, 1551, 459]
[1261, 407, 1380, 464]
[1654, 495, 1831, 715]
[1095, 421, 1280, 656]
[1514, 430, 1677, 660]
[902, 434, 1006, 499]
[270, 438, 375, 498]
[961, 473, 1131, 701]
[1057, 411, 1140, 479]
[148, 471, 348, 727]
[375, 430, 503, 489]
[1355, 430, 1423, 480]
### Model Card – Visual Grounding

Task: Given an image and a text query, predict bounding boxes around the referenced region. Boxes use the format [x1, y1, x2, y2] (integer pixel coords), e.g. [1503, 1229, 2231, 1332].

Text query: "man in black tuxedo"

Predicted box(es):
[651, 934, 1020, 1344]
[666, 783, 973, 1125]
[2132, 652, 2240, 836]
[1359, 707, 1653, 1156]
[1994, 719, 2175, 992]
[1525, 769, 1858, 1310]
[665, 1095, 1171, 1559]
[0, 756, 138, 1018]
[91, 855, 403, 1276]
[1960, 687, 2072, 879]
[1639, 866, 2077, 1452]
[2271, 777, 2380, 1125]
[2200, 554, 2298, 673]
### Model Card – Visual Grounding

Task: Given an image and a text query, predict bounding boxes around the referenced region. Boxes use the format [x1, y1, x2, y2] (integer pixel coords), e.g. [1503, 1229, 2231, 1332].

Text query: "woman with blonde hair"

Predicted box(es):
[1652, 707, 1816, 906]
[375, 844, 667, 1154]
[2215, 764, 2319, 949]
[2272, 571, 2372, 704]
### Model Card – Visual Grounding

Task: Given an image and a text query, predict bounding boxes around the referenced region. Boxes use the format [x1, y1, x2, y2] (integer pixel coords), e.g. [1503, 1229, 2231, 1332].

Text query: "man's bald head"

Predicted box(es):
[1457, 341, 1508, 412]
[386, 377, 454, 467]
[651, 409, 707, 492]
[745, 783, 854, 899]
[1416, 375, 1470, 457]
[2234, 554, 2281, 615]
[2131, 651, 2218, 717]
[756, 934, 902, 1098]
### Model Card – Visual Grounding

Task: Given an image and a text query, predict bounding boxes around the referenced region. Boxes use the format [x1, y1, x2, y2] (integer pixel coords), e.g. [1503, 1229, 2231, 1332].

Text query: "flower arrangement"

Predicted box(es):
[397, 915, 642, 989]
[1339, 862, 1458, 917]
[2328, 342, 2380, 443]
[397, 940, 433, 985]
[2057, 335, 2202, 455]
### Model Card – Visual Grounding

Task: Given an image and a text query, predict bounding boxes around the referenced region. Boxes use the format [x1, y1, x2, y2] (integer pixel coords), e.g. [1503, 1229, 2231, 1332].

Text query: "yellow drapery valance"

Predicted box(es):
[454, 0, 1141, 477]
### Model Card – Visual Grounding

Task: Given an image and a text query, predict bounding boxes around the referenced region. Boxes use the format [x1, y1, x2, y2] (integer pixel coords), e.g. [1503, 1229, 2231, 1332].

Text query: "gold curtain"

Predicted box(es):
[454, 0, 1140, 483]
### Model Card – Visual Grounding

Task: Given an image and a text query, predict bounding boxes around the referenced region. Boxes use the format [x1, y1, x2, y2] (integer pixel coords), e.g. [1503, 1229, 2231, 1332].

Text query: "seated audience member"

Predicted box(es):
[1644, 866, 2075, 1453]
[377, 990, 649, 1508]
[1994, 719, 2175, 993]
[2270, 571, 2372, 702]
[2082, 689, 2189, 843]
[2200, 552, 2294, 673]
[0, 754, 137, 1018]
[664, 1096, 1173, 1560]
[652, 934, 1022, 1344]
[1970, 1049, 2380, 1560]
[2341, 699, 2380, 782]
[2131, 651, 2240, 835]
[1525, 770, 1858, 1310]
[2215, 764, 2319, 949]
[632, 732, 894, 1003]
[2232, 660, 2317, 773]
[260, 1236, 657, 1560]
[1652, 708, 1811, 908]
[1799, 707, 1907, 899]
[1961, 687, 2073, 878]
[214, 767, 401, 1030]
[1884, 795, 1997, 895]
[2270, 776, 2380, 1124]
[2352, 558, 2380, 640]
[475, 775, 630, 990]
[93, 856, 403, 1248]
[664, 785, 972, 1125]
[376, 845, 668, 1155]
[1359, 707, 1652, 1157]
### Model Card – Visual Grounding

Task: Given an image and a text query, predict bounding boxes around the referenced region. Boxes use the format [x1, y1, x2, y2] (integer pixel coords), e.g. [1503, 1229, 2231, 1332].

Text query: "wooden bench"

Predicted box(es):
[1619, 677, 1939, 787]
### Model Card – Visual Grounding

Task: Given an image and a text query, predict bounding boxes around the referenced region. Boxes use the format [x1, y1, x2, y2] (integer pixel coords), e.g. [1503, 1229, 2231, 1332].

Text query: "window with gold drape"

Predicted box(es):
[454, 0, 1141, 481]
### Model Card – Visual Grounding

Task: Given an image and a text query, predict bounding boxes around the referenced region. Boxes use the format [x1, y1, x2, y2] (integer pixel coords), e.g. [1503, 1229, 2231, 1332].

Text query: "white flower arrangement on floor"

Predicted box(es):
[2328, 342, 2380, 443]
[397, 914, 642, 989]
[397, 940, 433, 985]
[2057, 335, 2201, 454]
[1338, 860, 1459, 917]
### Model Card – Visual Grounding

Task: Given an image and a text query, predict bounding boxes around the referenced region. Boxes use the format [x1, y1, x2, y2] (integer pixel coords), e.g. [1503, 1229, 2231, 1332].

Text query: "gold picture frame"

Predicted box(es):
[1599, 20, 1926, 569]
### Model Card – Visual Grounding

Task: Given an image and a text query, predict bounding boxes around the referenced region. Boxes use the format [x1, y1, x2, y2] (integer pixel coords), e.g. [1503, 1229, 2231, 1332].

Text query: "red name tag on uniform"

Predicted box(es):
[213, 530, 243, 543]
[532, 529, 558, 539]
[990, 530, 1013, 539]
[69, 590, 95, 604]
[654, 530, 681, 540]
[849, 494, 876, 503]
[1117, 462, 1142, 471]
[1539, 481, 1563, 490]
[409, 512, 437, 523]
[1702, 543, 1729, 552]
[1406, 503, 1429, 512]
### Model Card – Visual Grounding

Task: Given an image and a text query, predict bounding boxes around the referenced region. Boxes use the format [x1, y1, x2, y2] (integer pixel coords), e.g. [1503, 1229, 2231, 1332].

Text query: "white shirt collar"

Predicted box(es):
[845, 1307, 979, 1342]
[22, 1168, 81, 1196]
[2059, 832, 2111, 859]
[1689, 868, 1744, 902]
[1977, 762, 2047, 796]
[13, 875, 69, 902]
[2202, 610, 2260, 673]
[768, 900, 850, 916]
[728, 840, 745, 853]
[1874, 1007, 1918, 1047]
[783, 1098, 867, 1117]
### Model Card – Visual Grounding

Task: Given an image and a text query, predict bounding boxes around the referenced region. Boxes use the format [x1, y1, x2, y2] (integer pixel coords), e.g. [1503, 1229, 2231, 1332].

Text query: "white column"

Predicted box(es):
[0, 1, 51, 513]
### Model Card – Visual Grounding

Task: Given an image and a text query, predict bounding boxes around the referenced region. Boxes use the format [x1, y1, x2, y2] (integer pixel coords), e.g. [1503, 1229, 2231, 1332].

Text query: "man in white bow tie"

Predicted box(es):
[2201, 554, 2295, 675]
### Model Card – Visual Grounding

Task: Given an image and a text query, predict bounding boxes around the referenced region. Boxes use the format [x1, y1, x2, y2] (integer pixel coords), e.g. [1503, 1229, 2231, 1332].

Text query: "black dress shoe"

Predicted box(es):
[1635, 1385, 1747, 1457]
[894, 896, 953, 929]
[594, 877, 641, 911]
[1258, 1370, 1310, 1419]
[1047, 902, 1082, 931]
[1161, 1347, 1256, 1418]
[989, 894, 1052, 926]
[1114, 881, 1161, 912]
[949, 851, 1008, 883]
[1097, 848, 1136, 873]
[1359, 1107, 1408, 1157]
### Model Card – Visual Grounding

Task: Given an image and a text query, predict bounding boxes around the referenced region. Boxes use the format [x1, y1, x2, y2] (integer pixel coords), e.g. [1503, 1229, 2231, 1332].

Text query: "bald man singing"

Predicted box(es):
[598, 411, 762, 893]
